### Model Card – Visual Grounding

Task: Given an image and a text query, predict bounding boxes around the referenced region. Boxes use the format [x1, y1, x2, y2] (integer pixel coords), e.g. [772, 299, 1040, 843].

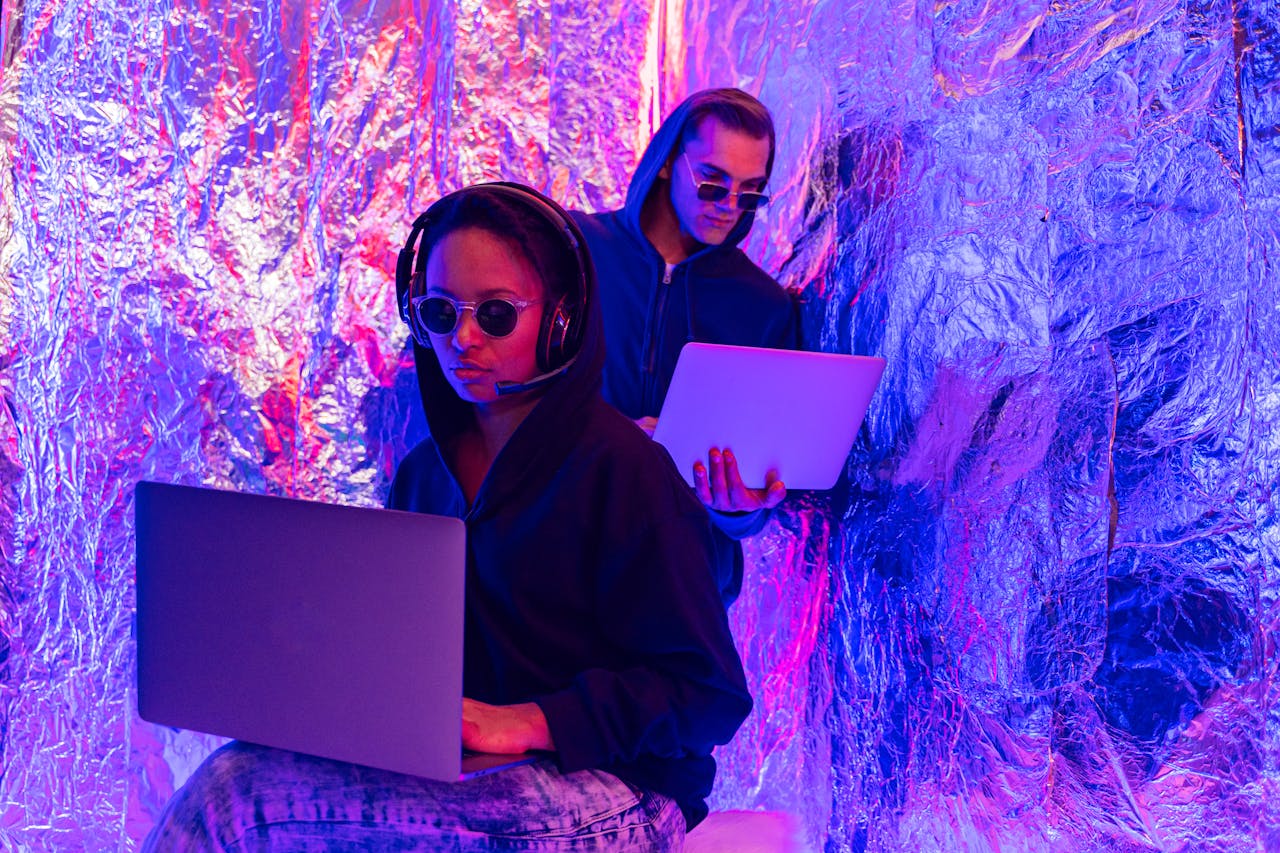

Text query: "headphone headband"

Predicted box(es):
[395, 182, 591, 376]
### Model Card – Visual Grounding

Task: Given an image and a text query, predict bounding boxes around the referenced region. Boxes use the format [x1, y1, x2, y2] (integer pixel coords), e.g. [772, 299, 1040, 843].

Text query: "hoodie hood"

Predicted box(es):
[411, 195, 606, 513]
[621, 94, 776, 253]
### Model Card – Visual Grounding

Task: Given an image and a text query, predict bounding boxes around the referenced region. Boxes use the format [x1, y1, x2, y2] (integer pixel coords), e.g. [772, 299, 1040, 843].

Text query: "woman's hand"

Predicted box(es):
[461, 698, 555, 754]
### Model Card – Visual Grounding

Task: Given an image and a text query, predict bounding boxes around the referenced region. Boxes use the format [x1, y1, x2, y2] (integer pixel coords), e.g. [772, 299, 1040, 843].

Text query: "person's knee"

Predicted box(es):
[182, 742, 259, 804]
[144, 742, 261, 852]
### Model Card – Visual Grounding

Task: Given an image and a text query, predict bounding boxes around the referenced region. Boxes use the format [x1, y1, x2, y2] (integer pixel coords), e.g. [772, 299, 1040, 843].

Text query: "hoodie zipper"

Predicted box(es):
[642, 263, 677, 405]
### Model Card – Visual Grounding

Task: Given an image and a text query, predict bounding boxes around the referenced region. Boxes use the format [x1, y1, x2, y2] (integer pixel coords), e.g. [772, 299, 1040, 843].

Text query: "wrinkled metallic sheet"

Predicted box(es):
[770, 0, 1278, 848]
[0, 0, 1277, 850]
[0, 1, 444, 847]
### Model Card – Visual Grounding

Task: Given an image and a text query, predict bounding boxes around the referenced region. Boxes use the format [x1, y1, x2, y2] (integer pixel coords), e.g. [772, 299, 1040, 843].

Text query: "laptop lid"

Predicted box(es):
[652, 343, 886, 491]
[135, 481, 524, 781]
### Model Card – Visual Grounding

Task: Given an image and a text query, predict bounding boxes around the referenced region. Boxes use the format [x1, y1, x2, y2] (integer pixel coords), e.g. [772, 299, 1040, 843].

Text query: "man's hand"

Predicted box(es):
[693, 448, 786, 512]
[461, 698, 555, 754]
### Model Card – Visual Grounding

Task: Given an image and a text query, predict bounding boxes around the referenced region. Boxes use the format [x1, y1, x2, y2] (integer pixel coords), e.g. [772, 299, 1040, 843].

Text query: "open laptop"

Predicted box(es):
[652, 343, 886, 491]
[134, 480, 537, 781]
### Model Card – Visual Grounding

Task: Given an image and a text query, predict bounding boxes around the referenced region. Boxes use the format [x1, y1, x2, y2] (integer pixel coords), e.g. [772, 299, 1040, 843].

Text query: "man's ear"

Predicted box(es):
[658, 152, 676, 181]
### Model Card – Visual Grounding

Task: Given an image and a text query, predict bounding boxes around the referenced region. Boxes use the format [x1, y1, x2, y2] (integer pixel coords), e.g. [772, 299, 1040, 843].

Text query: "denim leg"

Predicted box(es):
[142, 741, 686, 852]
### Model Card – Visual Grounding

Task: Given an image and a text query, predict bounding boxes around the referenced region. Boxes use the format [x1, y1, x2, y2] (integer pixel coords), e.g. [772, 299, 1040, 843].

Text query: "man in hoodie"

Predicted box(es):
[142, 183, 751, 851]
[571, 87, 798, 603]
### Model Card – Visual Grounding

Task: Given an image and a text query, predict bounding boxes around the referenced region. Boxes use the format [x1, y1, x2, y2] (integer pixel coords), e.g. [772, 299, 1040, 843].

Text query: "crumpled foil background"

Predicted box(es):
[0, 0, 1276, 850]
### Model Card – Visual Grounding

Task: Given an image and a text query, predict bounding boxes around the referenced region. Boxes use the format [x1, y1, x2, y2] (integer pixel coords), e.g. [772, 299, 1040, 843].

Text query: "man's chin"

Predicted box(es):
[694, 226, 734, 246]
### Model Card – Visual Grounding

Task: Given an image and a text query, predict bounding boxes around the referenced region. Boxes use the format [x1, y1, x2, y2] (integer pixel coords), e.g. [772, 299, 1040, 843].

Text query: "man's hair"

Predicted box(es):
[421, 188, 577, 303]
[677, 87, 775, 159]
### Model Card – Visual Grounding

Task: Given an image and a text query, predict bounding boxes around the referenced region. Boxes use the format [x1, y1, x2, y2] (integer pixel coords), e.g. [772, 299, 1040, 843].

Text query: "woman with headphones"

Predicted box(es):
[143, 183, 751, 851]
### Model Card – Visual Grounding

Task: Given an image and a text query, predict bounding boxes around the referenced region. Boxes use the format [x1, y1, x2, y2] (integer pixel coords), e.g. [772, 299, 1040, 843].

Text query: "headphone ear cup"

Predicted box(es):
[560, 295, 584, 363]
[538, 295, 572, 373]
[397, 211, 434, 333]
[395, 246, 415, 324]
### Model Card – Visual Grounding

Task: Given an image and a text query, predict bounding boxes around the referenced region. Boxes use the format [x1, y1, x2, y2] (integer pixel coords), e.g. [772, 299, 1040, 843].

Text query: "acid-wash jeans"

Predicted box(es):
[141, 741, 686, 852]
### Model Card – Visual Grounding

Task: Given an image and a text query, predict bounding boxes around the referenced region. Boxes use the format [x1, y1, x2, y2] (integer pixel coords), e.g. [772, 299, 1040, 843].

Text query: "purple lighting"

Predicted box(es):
[0, 0, 1276, 850]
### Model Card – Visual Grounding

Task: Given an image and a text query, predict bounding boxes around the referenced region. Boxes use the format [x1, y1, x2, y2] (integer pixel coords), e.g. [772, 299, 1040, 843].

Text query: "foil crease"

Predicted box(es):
[1, 0, 1277, 850]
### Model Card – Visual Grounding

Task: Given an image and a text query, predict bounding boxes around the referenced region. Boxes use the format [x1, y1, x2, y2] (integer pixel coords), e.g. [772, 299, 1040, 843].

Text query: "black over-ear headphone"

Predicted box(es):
[395, 182, 592, 376]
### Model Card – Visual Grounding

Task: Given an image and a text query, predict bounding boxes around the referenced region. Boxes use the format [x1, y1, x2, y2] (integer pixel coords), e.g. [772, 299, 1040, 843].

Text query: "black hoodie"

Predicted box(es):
[386, 222, 752, 829]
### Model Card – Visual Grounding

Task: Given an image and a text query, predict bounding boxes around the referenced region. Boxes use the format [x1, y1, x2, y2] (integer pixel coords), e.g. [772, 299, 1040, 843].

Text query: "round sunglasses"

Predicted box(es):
[409, 294, 541, 339]
[683, 153, 770, 212]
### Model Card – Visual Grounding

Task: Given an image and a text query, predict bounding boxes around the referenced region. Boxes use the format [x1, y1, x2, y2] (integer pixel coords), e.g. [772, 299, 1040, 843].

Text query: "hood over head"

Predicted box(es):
[622, 87, 776, 252]
[398, 182, 605, 492]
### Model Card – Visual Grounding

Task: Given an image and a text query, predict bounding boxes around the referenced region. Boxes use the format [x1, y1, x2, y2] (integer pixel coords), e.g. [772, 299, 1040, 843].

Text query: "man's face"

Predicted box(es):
[667, 117, 771, 248]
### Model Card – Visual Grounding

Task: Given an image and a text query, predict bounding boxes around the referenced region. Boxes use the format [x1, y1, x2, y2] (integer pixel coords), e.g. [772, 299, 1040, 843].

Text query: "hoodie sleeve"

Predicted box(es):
[534, 509, 752, 771]
[708, 507, 771, 539]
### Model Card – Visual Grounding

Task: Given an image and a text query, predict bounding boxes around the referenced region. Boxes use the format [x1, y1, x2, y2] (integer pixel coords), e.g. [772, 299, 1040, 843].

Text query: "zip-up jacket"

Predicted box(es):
[571, 97, 798, 601]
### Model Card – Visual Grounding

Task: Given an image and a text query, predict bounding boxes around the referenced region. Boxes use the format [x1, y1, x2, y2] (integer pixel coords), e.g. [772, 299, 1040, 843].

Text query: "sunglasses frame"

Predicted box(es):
[682, 153, 770, 212]
[409, 294, 542, 341]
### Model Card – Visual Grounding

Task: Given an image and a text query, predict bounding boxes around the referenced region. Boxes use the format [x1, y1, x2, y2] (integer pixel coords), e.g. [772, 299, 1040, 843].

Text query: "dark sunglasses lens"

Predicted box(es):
[737, 192, 768, 212]
[475, 299, 520, 337]
[420, 297, 458, 334]
[695, 182, 730, 203]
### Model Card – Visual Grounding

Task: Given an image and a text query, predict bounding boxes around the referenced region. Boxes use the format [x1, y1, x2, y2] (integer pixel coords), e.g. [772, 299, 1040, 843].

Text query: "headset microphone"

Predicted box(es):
[493, 360, 576, 396]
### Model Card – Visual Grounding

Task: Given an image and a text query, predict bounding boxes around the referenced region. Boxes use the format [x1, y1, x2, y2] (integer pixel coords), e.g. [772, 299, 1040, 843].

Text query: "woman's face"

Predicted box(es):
[424, 227, 546, 407]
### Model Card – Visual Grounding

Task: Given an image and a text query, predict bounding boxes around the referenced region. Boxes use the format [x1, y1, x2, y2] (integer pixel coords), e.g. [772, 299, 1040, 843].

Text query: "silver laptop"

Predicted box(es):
[652, 343, 886, 491]
[134, 480, 536, 780]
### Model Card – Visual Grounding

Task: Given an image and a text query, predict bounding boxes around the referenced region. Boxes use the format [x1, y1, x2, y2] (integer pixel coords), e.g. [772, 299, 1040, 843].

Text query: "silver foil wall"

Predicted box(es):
[0, 0, 1277, 850]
